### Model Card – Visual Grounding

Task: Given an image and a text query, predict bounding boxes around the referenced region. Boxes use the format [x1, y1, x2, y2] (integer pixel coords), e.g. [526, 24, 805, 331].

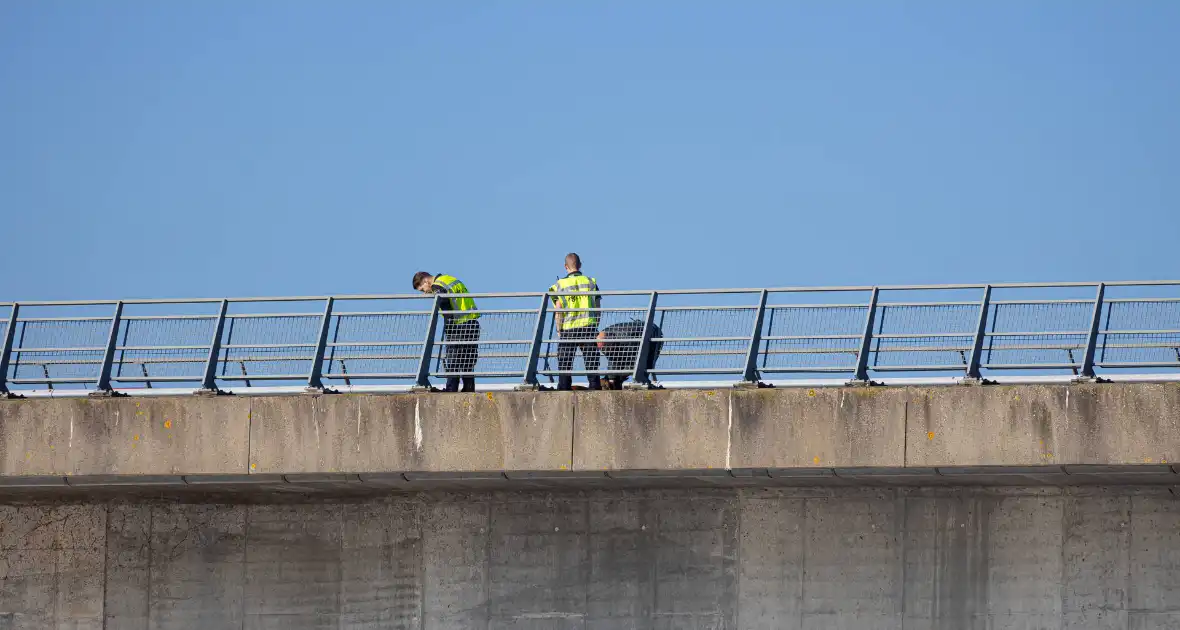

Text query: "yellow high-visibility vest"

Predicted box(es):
[433, 274, 479, 323]
[549, 273, 600, 330]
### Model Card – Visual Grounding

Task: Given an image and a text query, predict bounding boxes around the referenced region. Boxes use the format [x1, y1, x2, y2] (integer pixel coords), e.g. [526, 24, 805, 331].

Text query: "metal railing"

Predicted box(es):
[3, 280, 1180, 396]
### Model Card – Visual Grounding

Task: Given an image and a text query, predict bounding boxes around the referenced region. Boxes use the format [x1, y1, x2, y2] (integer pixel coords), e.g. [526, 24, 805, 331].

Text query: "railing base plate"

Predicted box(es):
[302, 387, 336, 395]
[87, 389, 123, 398]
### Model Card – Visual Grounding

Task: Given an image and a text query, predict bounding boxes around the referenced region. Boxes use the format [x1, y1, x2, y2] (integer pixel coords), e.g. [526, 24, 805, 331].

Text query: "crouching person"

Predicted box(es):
[597, 319, 663, 390]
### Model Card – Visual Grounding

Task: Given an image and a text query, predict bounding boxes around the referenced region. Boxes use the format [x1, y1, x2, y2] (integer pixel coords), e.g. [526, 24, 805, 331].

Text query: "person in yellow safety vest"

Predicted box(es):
[549, 253, 602, 391]
[412, 271, 480, 392]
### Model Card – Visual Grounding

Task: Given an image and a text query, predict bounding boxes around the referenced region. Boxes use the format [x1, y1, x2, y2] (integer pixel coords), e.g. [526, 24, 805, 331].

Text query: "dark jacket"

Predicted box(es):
[600, 320, 662, 369]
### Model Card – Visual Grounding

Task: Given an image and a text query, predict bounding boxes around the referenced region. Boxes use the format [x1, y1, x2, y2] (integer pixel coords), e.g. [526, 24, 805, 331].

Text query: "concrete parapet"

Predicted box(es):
[730, 386, 907, 469]
[905, 383, 1180, 467]
[248, 391, 573, 474]
[0, 383, 1177, 483]
[571, 389, 728, 471]
[0, 396, 249, 476]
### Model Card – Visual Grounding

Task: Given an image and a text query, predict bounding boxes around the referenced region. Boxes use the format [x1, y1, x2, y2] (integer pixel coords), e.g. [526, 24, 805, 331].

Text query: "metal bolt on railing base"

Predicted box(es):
[193, 388, 225, 397]
[958, 377, 992, 386]
[87, 389, 122, 398]
[733, 380, 770, 390]
[623, 381, 663, 391]
[1070, 375, 1107, 385]
[302, 386, 336, 396]
[845, 379, 878, 387]
[409, 385, 437, 393]
[514, 383, 547, 392]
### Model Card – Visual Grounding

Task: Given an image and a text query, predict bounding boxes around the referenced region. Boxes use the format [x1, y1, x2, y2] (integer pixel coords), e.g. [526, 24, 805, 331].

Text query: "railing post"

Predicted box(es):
[627, 291, 659, 389]
[519, 294, 549, 389]
[965, 285, 992, 381]
[1079, 283, 1105, 380]
[414, 295, 441, 390]
[92, 301, 124, 395]
[0, 303, 18, 396]
[851, 288, 879, 384]
[739, 290, 769, 386]
[762, 307, 775, 371]
[198, 299, 229, 394]
[306, 297, 334, 392]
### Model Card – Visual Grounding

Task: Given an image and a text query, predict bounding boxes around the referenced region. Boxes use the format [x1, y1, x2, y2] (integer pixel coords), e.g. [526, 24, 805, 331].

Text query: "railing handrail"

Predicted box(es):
[8, 278, 1180, 307]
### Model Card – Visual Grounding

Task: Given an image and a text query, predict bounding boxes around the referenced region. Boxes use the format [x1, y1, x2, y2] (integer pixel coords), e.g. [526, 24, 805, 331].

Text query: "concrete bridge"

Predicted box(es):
[2, 383, 1180, 628]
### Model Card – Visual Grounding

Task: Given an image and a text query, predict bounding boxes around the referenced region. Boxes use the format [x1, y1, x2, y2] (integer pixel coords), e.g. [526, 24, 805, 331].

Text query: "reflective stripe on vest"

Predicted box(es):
[433, 274, 480, 323]
[549, 274, 600, 330]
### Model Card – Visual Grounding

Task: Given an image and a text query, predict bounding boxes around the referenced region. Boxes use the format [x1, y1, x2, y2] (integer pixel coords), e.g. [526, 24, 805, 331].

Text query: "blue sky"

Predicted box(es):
[2, 1, 1178, 301]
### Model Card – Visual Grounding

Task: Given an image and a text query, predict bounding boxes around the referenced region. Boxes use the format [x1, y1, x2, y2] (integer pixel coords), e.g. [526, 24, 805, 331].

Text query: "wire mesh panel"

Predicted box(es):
[110, 315, 218, 385]
[982, 300, 1093, 369]
[1099, 299, 1180, 368]
[430, 295, 540, 380]
[651, 304, 757, 376]
[761, 303, 867, 374]
[213, 304, 324, 383]
[7, 314, 112, 386]
[868, 304, 977, 371]
[322, 300, 431, 383]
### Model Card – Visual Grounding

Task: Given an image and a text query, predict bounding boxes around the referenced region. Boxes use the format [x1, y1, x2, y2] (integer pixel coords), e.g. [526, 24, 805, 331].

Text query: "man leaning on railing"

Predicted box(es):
[412, 271, 480, 392]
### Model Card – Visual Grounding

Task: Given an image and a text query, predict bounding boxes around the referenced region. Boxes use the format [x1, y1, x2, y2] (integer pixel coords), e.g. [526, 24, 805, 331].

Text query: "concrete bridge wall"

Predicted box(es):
[4, 384, 1180, 629]
[1, 384, 1179, 482]
[3, 485, 1178, 630]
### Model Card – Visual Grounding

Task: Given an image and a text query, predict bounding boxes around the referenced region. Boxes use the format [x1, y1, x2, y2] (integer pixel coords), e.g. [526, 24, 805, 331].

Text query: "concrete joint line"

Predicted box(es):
[726, 391, 733, 471]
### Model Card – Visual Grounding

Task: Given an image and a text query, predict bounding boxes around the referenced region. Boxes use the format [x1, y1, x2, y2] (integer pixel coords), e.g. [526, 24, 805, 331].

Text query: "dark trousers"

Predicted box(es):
[603, 347, 636, 390]
[556, 326, 601, 391]
[442, 319, 479, 392]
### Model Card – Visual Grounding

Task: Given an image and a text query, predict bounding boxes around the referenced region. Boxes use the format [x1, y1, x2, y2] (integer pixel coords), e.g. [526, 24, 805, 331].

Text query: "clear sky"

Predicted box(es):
[2, 1, 1178, 301]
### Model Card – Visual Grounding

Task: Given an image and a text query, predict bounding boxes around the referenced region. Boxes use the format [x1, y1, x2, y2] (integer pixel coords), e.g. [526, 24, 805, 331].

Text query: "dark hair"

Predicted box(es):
[412, 271, 431, 290]
[565, 253, 582, 270]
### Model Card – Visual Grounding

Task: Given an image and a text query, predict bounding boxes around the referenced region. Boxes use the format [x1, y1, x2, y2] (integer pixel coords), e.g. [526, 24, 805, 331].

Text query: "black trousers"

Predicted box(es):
[556, 326, 600, 391]
[442, 319, 479, 392]
[602, 344, 635, 390]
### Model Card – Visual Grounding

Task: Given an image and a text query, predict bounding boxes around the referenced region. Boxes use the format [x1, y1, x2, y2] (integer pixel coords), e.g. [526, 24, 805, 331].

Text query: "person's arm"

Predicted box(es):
[431, 285, 452, 313]
[591, 280, 602, 323]
[549, 283, 564, 330]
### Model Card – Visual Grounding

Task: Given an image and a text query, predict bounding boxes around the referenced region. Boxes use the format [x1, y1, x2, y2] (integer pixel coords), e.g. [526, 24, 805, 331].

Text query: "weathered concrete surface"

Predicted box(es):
[730, 387, 907, 469]
[0, 397, 250, 476]
[249, 392, 574, 474]
[0, 503, 106, 628]
[572, 389, 729, 471]
[906, 383, 1180, 467]
[2, 383, 1180, 483]
[1, 486, 1179, 629]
